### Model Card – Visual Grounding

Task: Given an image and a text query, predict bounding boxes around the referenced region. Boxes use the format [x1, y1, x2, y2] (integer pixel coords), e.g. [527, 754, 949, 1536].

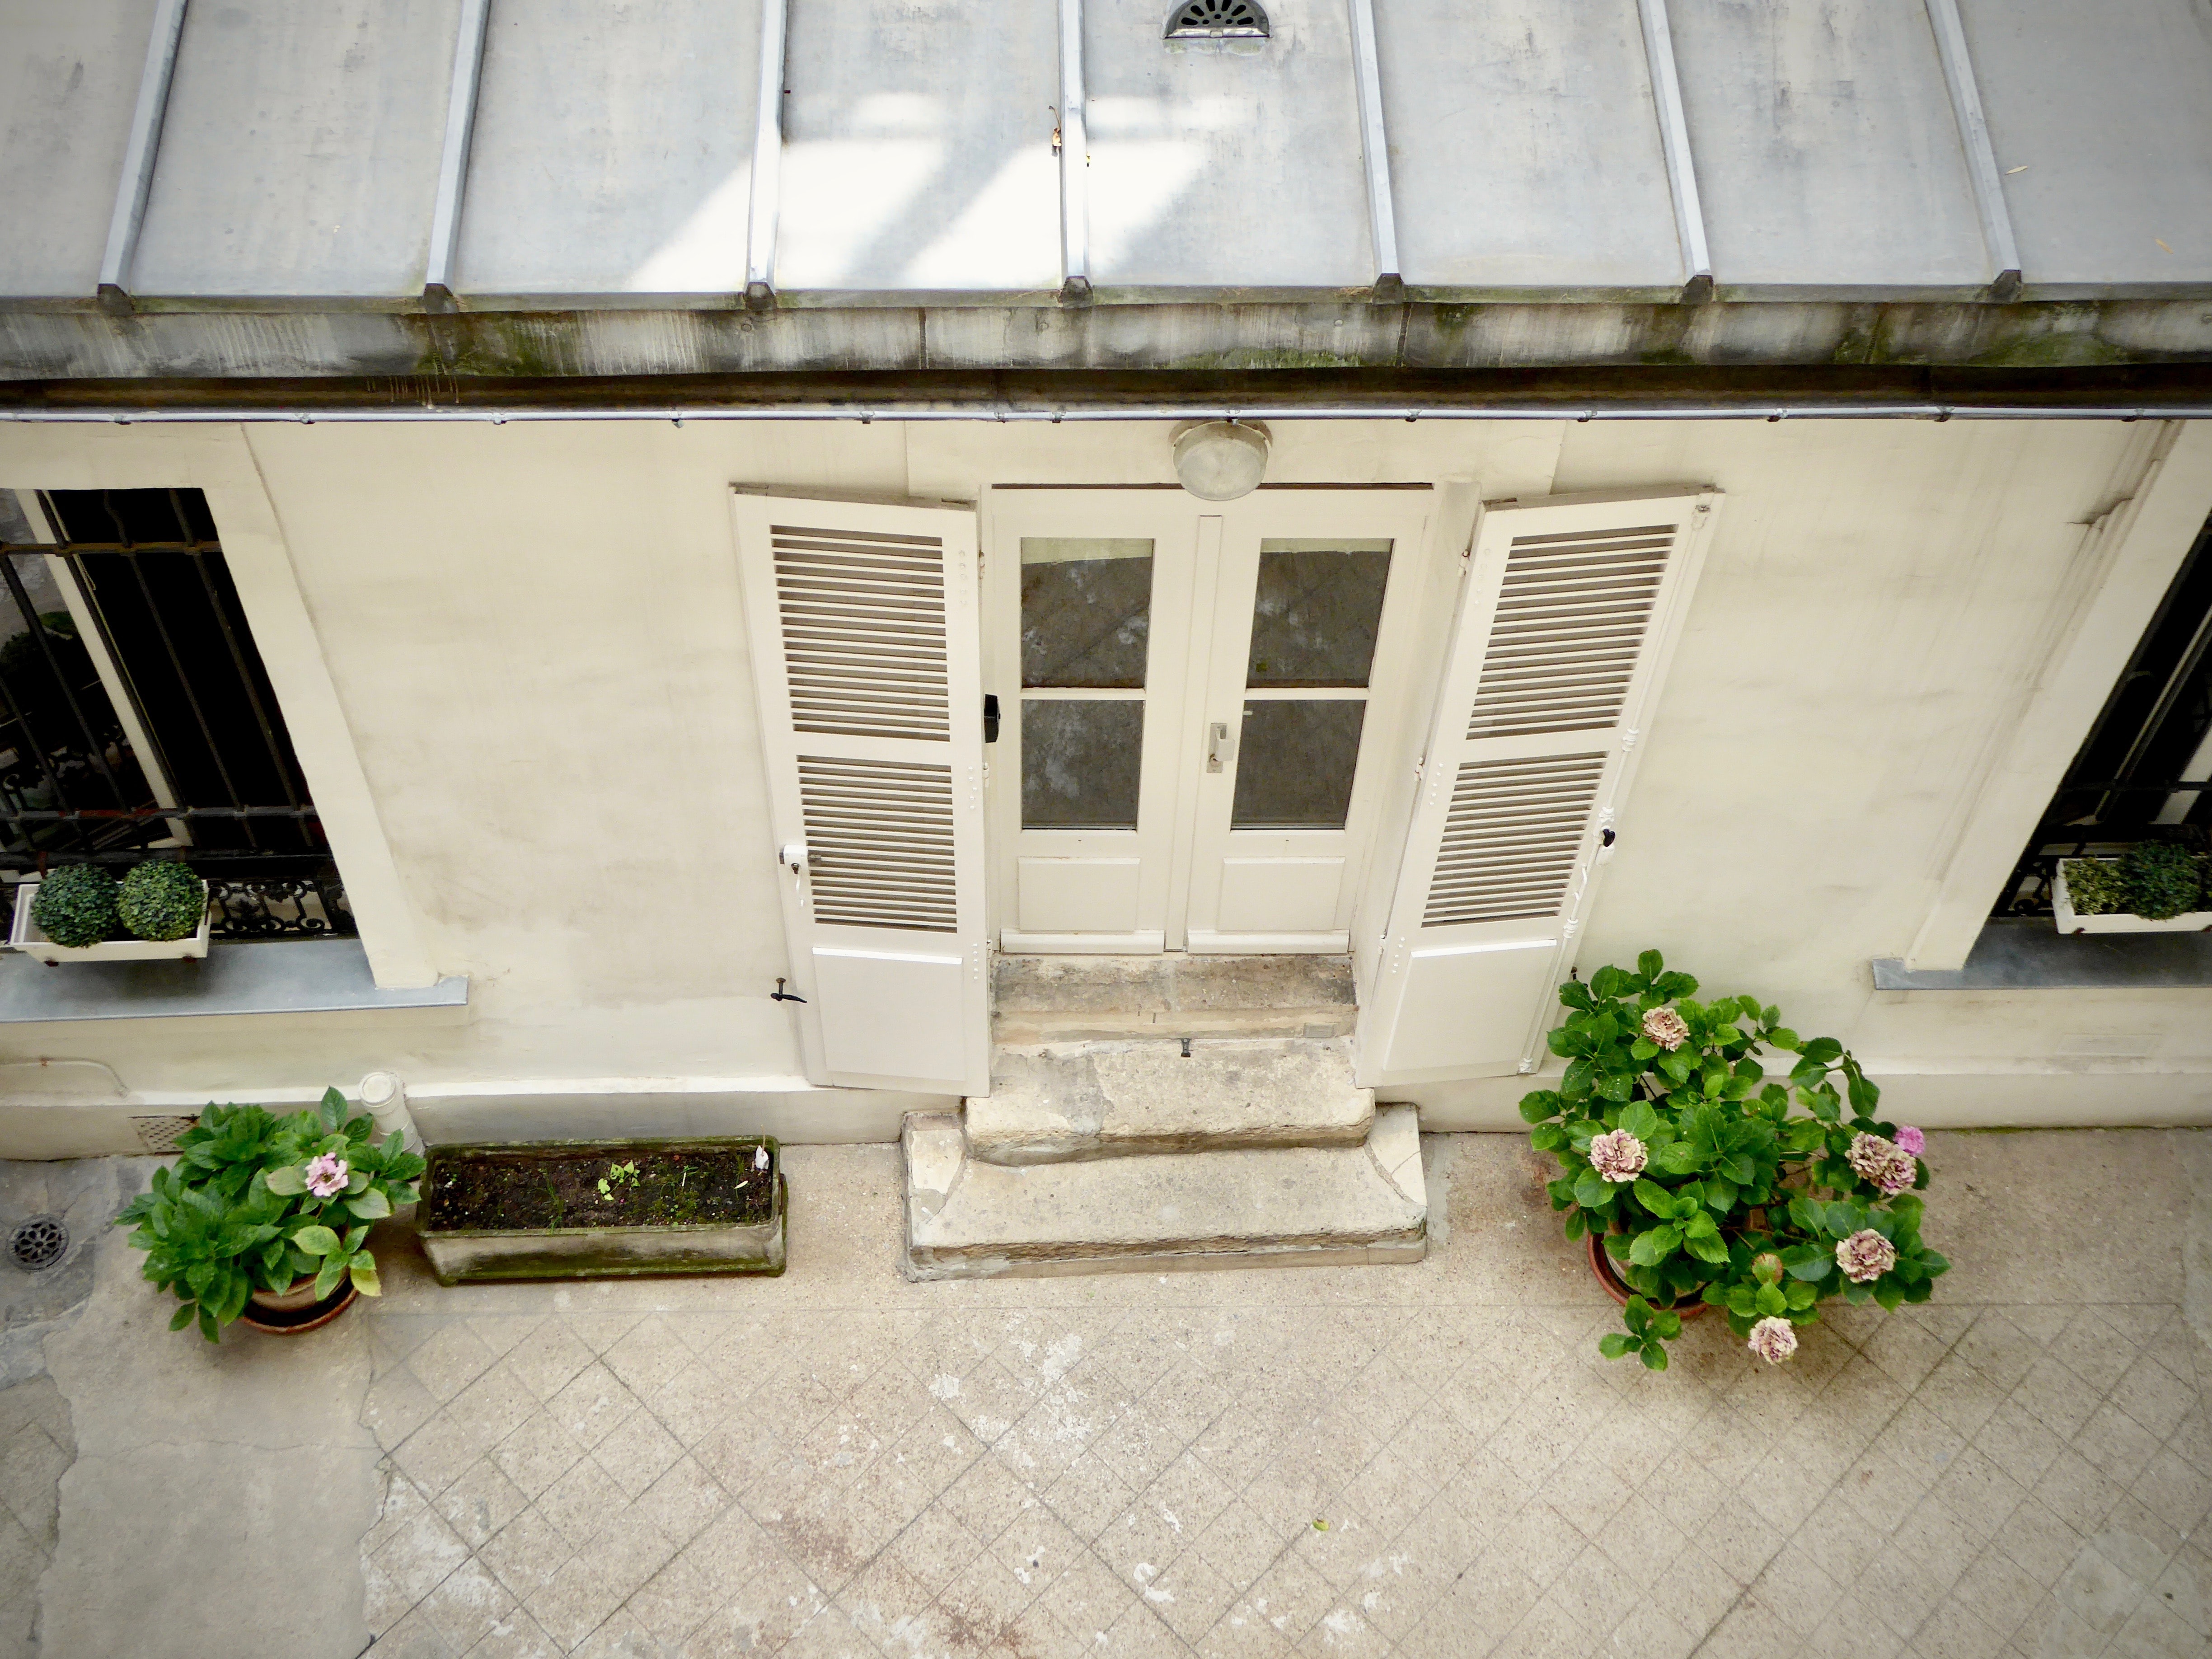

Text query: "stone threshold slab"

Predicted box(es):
[966, 1037, 1373, 1165]
[903, 1104, 1426, 1280]
[991, 952, 1356, 1042]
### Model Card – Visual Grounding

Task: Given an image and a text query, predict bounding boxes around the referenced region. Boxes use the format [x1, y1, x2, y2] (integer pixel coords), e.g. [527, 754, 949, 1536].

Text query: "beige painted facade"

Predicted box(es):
[0, 414, 2206, 1155]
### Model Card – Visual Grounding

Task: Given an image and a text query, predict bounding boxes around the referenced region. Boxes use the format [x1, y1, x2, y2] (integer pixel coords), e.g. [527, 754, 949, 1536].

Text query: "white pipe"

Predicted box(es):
[360, 1070, 422, 1152]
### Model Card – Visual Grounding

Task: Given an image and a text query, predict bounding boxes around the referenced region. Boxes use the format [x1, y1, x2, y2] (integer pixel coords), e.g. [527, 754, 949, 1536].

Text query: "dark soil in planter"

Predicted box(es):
[424, 1145, 774, 1233]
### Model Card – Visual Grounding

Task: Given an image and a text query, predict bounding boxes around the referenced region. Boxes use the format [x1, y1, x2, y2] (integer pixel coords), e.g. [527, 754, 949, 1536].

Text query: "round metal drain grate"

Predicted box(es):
[7, 1215, 67, 1273]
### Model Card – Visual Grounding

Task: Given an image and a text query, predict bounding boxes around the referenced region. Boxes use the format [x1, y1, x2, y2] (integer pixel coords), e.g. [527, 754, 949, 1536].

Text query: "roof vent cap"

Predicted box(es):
[1165, 0, 1269, 39]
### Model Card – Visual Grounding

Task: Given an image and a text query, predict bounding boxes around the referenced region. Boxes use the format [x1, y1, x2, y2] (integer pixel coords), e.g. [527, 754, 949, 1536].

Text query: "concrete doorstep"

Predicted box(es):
[903, 1104, 1428, 1279]
[965, 1037, 1373, 1166]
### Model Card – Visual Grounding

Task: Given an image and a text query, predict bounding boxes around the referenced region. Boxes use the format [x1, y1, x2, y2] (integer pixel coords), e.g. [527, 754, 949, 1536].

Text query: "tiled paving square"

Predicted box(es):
[327, 1133, 2212, 1659]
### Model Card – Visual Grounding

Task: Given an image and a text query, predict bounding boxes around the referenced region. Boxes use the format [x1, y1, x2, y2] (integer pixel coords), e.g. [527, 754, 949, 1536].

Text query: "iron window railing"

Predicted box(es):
[0, 488, 353, 941]
[1994, 506, 2212, 917]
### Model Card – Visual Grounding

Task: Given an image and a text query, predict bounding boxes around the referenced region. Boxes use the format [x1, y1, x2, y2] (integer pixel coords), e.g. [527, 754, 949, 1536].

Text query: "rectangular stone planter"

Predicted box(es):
[419, 1136, 785, 1284]
[2053, 860, 2212, 934]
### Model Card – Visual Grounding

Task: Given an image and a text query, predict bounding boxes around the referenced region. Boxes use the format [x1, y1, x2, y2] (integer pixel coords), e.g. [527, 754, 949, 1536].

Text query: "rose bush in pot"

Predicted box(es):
[115, 1087, 424, 1340]
[1519, 950, 1948, 1369]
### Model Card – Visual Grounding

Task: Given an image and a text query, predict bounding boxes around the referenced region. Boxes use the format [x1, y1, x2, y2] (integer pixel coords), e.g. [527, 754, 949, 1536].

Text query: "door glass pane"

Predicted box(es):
[1021, 538, 1154, 688]
[1231, 700, 1366, 829]
[1022, 699, 1144, 828]
[1247, 539, 1392, 688]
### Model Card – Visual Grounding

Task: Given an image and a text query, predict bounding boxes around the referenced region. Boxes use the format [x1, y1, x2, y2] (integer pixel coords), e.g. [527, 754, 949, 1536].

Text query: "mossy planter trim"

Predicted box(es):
[419, 1136, 786, 1284]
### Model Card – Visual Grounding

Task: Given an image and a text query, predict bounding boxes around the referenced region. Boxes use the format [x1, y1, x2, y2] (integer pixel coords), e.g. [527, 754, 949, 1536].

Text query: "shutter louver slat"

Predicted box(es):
[773, 524, 952, 741]
[798, 756, 960, 932]
[1421, 753, 1607, 926]
[1464, 523, 1676, 740]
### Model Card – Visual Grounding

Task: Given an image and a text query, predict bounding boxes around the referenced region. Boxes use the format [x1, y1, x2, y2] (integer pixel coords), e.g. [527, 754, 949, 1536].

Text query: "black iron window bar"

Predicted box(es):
[0, 488, 353, 942]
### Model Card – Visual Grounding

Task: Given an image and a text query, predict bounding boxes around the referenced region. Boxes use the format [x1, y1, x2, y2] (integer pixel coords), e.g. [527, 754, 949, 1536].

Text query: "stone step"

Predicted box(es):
[902, 1104, 1426, 1279]
[965, 1037, 1372, 1165]
[992, 953, 1356, 1043]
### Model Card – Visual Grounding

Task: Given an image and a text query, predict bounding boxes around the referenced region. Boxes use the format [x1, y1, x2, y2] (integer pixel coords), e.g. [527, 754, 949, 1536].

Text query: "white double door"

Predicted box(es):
[984, 488, 1432, 954]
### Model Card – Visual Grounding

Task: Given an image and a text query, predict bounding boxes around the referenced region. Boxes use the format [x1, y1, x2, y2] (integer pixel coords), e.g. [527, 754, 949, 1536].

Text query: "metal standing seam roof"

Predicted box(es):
[1, 0, 2210, 386]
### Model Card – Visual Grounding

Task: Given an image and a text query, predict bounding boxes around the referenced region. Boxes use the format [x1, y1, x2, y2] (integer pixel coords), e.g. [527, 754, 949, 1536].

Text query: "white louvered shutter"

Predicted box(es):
[1357, 489, 1721, 1086]
[731, 494, 990, 1096]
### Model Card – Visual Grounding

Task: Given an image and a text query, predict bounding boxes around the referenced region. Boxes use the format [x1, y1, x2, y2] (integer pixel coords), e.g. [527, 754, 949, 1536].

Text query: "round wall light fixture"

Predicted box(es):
[1172, 420, 1271, 501]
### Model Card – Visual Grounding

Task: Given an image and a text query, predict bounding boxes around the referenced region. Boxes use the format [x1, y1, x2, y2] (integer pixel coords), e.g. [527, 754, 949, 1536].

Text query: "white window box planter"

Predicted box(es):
[2053, 860, 2212, 935]
[6, 878, 211, 965]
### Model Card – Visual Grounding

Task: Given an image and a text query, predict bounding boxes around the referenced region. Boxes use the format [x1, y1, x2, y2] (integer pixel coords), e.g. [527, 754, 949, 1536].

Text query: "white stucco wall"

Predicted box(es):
[0, 414, 2205, 1152]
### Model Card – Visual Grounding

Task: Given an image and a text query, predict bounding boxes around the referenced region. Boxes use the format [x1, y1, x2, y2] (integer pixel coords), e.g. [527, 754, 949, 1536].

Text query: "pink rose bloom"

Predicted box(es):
[1893, 1125, 1925, 1157]
[1748, 1317, 1798, 1364]
[1588, 1129, 1648, 1184]
[1641, 1008, 1690, 1051]
[1847, 1132, 1917, 1197]
[304, 1153, 350, 1200]
[1836, 1228, 1897, 1284]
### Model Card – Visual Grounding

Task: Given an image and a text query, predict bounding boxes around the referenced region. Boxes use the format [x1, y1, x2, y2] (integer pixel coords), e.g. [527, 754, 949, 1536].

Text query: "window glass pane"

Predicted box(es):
[1231, 700, 1366, 829]
[1021, 538, 1153, 688]
[1022, 699, 1144, 829]
[1247, 540, 1392, 688]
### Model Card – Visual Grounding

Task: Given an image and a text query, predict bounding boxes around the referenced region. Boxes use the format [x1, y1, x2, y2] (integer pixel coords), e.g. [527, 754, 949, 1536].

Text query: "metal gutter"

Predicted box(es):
[2, 404, 2203, 425]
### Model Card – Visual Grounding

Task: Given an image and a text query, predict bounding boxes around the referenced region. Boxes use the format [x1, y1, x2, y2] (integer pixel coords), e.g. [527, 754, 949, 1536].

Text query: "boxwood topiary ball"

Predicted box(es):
[118, 861, 208, 942]
[2118, 840, 2204, 921]
[33, 865, 120, 948]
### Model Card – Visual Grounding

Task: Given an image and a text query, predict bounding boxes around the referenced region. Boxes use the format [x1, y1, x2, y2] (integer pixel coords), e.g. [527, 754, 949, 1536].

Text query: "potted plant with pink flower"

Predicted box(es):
[113, 1087, 424, 1340]
[1519, 950, 1948, 1369]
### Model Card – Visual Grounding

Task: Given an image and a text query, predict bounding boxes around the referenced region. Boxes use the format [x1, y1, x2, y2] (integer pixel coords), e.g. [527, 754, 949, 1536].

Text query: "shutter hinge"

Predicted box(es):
[1622, 727, 1640, 751]
[1411, 752, 1425, 778]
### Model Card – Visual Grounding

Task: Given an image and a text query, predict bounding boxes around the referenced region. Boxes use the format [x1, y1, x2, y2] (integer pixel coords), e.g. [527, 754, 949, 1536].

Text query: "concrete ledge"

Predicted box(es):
[904, 1103, 1427, 1279]
[0, 941, 467, 1023]
[966, 1038, 1373, 1164]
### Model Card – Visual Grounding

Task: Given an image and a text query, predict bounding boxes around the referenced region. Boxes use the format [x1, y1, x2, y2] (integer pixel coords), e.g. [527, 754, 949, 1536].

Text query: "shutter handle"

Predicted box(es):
[780, 841, 809, 875]
[1206, 722, 1231, 773]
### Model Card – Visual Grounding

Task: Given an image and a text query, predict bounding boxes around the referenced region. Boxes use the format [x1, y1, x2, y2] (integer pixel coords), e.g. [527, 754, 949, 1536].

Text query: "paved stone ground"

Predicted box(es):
[345, 1132, 2212, 1659]
[5, 1129, 2212, 1659]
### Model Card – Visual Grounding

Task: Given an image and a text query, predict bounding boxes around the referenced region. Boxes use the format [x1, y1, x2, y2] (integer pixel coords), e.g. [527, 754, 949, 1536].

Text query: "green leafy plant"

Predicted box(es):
[32, 864, 119, 947]
[597, 1160, 640, 1199]
[2117, 840, 2206, 921]
[2060, 857, 2126, 916]
[1598, 1294, 1683, 1370]
[115, 1087, 424, 1340]
[1520, 950, 1948, 1368]
[117, 860, 208, 942]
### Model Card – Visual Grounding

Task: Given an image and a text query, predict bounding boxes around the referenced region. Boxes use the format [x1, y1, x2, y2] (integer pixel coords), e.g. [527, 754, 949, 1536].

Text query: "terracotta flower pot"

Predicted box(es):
[1587, 1233, 1708, 1317]
[235, 1274, 358, 1336]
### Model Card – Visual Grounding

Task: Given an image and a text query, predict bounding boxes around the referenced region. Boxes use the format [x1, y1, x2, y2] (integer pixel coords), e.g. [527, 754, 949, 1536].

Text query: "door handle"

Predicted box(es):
[1206, 722, 1231, 773]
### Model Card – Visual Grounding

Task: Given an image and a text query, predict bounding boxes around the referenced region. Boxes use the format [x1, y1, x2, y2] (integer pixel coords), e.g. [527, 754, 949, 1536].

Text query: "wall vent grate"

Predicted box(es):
[1423, 753, 1607, 926]
[798, 755, 959, 933]
[1465, 524, 1673, 740]
[1166, 0, 1269, 38]
[131, 1114, 200, 1153]
[773, 524, 951, 742]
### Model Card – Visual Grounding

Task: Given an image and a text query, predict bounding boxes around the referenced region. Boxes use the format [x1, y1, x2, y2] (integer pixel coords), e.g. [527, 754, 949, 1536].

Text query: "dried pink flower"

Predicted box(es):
[1848, 1132, 1917, 1197]
[1748, 1317, 1798, 1364]
[1893, 1125, 1925, 1157]
[1641, 1008, 1690, 1051]
[1588, 1129, 1648, 1184]
[1836, 1228, 1897, 1283]
[304, 1152, 350, 1200]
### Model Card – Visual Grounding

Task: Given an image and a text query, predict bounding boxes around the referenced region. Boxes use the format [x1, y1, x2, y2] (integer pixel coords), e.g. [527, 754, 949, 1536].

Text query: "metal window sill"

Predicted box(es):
[1873, 919, 2212, 991]
[0, 940, 468, 1022]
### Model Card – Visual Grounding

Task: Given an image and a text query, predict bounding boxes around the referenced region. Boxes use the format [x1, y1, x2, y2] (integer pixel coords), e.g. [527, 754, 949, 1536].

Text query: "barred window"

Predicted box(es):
[0, 488, 351, 940]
